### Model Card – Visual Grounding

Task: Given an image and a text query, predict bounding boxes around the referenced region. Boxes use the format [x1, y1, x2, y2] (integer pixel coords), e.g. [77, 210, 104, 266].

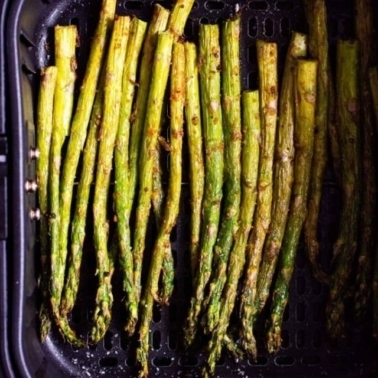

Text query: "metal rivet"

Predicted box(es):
[29, 208, 41, 221]
[29, 147, 40, 160]
[25, 180, 38, 192]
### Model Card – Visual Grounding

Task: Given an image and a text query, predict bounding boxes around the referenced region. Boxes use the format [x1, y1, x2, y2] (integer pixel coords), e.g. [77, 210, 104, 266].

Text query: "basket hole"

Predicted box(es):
[296, 276, 306, 296]
[124, 1, 144, 10]
[69, 17, 80, 28]
[302, 356, 321, 366]
[21, 63, 36, 76]
[281, 329, 290, 348]
[153, 356, 172, 367]
[169, 303, 178, 322]
[170, 226, 177, 242]
[215, 355, 226, 366]
[168, 330, 178, 350]
[312, 279, 322, 295]
[99, 357, 118, 367]
[312, 330, 322, 348]
[248, 0, 268, 10]
[120, 331, 128, 350]
[264, 18, 274, 38]
[184, 18, 194, 38]
[179, 356, 199, 367]
[248, 356, 268, 366]
[19, 32, 35, 48]
[283, 304, 290, 322]
[104, 331, 113, 350]
[153, 302, 162, 323]
[71, 305, 83, 325]
[329, 17, 338, 39]
[126, 356, 136, 367]
[172, 249, 177, 268]
[248, 71, 258, 90]
[152, 330, 161, 350]
[193, 1, 199, 8]
[296, 302, 306, 322]
[338, 18, 354, 39]
[275, 355, 295, 366]
[248, 17, 258, 38]
[205, 0, 225, 10]
[275, 1, 294, 10]
[200, 17, 210, 25]
[88, 343, 97, 351]
[296, 329, 305, 349]
[312, 303, 321, 322]
[280, 17, 290, 39]
[248, 44, 256, 64]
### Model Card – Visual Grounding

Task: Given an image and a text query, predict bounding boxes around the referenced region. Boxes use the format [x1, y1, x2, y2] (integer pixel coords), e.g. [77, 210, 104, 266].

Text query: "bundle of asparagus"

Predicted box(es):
[34, 0, 378, 376]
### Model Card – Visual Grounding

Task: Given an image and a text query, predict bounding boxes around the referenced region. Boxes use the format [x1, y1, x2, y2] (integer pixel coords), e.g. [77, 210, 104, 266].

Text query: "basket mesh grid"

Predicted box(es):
[17, 0, 378, 376]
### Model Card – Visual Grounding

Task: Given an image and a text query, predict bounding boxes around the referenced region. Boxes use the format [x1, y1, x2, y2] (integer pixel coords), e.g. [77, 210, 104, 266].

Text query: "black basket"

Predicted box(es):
[4, 0, 378, 377]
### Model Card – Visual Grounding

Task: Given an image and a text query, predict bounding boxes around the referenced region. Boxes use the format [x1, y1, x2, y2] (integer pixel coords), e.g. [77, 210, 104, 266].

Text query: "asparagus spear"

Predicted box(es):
[239, 40, 278, 357]
[203, 15, 242, 334]
[57, 0, 116, 315]
[184, 41, 204, 280]
[91, 16, 130, 344]
[137, 41, 185, 378]
[326, 40, 361, 341]
[59, 71, 104, 318]
[354, 0, 376, 320]
[114, 17, 147, 336]
[184, 24, 224, 348]
[303, 0, 330, 284]
[267, 59, 318, 352]
[36, 66, 57, 341]
[203, 90, 261, 377]
[370, 66, 378, 340]
[369, 67, 378, 119]
[167, 0, 196, 38]
[132, 31, 174, 306]
[49, 24, 77, 327]
[128, 5, 169, 232]
[254, 32, 307, 321]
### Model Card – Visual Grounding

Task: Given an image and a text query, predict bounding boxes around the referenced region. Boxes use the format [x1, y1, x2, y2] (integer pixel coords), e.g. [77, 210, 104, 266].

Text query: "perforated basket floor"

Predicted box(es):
[13, 0, 378, 377]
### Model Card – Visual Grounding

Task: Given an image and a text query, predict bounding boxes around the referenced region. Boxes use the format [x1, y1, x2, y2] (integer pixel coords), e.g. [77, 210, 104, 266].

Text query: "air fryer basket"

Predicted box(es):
[6, 0, 378, 377]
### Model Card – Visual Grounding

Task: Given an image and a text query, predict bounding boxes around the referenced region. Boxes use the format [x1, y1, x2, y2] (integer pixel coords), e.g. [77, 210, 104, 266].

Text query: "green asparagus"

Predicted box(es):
[303, 0, 330, 285]
[137, 41, 185, 378]
[326, 40, 361, 341]
[184, 41, 204, 280]
[91, 16, 130, 344]
[203, 90, 261, 377]
[254, 32, 307, 321]
[203, 15, 242, 335]
[239, 40, 278, 357]
[114, 17, 146, 336]
[37, 66, 57, 341]
[354, 0, 376, 320]
[267, 59, 318, 352]
[184, 24, 224, 348]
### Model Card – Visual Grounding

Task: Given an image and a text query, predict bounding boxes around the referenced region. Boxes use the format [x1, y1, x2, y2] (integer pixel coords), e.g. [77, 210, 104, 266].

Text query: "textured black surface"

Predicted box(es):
[6, 0, 378, 377]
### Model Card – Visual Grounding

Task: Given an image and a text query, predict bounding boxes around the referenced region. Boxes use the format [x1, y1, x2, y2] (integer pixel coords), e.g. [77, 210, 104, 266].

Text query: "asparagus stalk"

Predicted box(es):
[59, 71, 104, 318]
[36, 66, 57, 341]
[137, 41, 185, 378]
[128, 5, 169, 230]
[184, 24, 224, 348]
[326, 40, 361, 341]
[369, 67, 378, 119]
[132, 31, 174, 303]
[184, 41, 205, 280]
[167, 0, 196, 38]
[91, 16, 130, 344]
[254, 32, 307, 321]
[203, 90, 261, 377]
[49, 24, 77, 327]
[370, 66, 378, 340]
[114, 17, 147, 336]
[203, 15, 242, 334]
[57, 0, 116, 316]
[239, 40, 278, 357]
[267, 59, 318, 352]
[354, 0, 376, 320]
[303, 0, 330, 284]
